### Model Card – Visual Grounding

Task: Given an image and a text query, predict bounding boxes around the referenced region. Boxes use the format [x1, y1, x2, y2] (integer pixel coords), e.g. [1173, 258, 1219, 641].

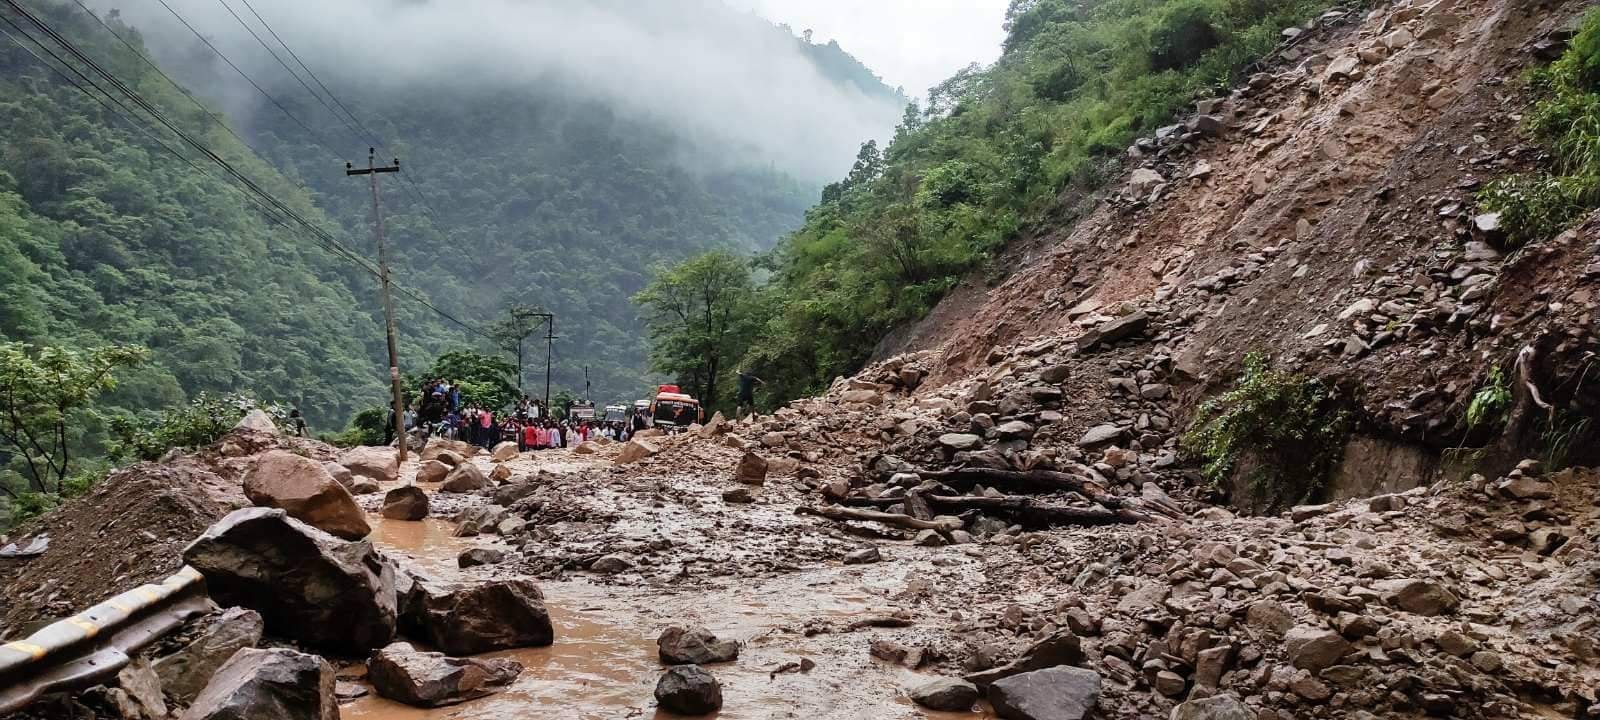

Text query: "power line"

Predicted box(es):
[211, 0, 362, 147]
[228, 0, 452, 227]
[1, 0, 494, 342]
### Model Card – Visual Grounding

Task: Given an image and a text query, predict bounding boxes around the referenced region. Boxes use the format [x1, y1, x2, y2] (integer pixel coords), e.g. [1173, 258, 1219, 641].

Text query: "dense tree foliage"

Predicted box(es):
[633, 251, 758, 411]
[0, 3, 391, 430]
[663, 0, 1329, 405]
[0, 341, 145, 495]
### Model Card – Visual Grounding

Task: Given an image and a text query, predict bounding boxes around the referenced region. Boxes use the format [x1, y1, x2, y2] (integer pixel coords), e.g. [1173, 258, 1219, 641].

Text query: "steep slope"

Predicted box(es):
[112, 0, 908, 403]
[0, 2, 386, 428]
[892, 0, 1599, 493]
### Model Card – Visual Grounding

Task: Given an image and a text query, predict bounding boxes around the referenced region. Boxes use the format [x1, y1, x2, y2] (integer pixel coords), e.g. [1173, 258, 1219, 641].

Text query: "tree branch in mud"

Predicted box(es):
[794, 504, 963, 531]
[882, 467, 1185, 521]
[838, 494, 1149, 525]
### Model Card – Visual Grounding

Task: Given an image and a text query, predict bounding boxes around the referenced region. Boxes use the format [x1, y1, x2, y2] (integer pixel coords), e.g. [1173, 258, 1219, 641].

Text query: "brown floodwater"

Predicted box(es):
[354, 516, 996, 720]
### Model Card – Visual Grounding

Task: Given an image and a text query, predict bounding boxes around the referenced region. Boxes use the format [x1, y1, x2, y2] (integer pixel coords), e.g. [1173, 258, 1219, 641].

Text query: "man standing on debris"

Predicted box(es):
[736, 369, 763, 419]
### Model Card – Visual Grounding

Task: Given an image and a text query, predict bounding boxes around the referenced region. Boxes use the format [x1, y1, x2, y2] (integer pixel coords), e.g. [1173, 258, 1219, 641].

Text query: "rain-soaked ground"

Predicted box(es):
[347, 460, 998, 720]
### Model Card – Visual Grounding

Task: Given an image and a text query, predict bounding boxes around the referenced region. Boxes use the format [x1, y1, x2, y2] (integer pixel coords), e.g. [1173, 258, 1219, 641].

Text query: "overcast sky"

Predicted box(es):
[725, 0, 1011, 99]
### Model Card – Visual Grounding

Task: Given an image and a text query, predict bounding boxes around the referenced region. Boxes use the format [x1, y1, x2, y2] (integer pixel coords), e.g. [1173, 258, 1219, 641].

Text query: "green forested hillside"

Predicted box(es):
[0, 2, 389, 429]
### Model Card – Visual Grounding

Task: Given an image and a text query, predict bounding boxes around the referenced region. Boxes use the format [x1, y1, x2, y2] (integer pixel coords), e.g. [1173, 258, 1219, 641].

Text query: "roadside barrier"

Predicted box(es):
[0, 565, 211, 714]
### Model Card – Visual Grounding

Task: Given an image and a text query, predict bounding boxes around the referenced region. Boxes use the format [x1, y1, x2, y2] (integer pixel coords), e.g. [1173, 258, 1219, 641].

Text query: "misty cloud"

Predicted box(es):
[94, 0, 906, 181]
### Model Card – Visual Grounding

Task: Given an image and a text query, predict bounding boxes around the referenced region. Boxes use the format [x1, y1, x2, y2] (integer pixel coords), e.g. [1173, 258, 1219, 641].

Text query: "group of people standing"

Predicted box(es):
[384, 378, 638, 452]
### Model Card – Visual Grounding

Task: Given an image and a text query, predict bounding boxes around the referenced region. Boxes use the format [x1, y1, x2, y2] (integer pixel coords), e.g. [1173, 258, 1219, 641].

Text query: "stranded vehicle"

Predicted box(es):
[603, 404, 629, 423]
[649, 385, 702, 431]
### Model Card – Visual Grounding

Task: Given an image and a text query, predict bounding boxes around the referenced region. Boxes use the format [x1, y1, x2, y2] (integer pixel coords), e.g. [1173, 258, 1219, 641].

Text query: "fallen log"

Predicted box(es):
[795, 505, 963, 532]
[905, 467, 1185, 519]
[837, 494, 1148, 525]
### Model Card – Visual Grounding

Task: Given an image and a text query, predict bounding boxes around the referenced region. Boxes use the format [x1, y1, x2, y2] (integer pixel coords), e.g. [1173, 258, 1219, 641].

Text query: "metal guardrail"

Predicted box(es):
[0, 565, 212, 714]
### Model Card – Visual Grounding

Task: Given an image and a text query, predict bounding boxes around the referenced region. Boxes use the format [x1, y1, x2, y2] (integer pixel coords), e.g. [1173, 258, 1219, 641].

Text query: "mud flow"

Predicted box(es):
[354, 516, 994, 719]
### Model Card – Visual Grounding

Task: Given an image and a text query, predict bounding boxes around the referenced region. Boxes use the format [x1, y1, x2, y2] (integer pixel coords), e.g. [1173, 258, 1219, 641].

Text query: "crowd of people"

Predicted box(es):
[385, 378, 638, 452]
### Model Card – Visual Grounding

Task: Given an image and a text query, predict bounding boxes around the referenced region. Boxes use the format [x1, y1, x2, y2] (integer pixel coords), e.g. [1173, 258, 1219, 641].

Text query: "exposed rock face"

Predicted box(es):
[183, 508, 397, 655]
[415, 460, 450, 485]
[400, 578, 554, 656]
[153, 607, 265, 704]
[657, 625, 739, 665]
[906, 676, 979, 711]
[340, 447, 399, 485]
[366, 642, 522, 708]
[177, 648, 337, 720]
[439, 463, 489, 493]
[654, 665, 722, 715]
[987, 666, 1101, 720]
[242, 450, 370, 540]
[381, 486, 429, 521]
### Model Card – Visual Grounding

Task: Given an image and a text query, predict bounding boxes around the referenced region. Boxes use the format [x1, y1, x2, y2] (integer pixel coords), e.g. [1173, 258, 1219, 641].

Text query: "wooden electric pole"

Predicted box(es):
[346, 149, 407, 461]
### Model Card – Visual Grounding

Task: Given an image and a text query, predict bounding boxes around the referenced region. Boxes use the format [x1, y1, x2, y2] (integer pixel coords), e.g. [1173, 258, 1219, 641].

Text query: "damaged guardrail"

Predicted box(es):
[0, 565, 211, 714]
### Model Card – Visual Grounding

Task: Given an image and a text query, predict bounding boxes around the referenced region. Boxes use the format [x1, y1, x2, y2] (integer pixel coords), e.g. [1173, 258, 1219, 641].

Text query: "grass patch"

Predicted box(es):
[1183, 352, 1352, 510]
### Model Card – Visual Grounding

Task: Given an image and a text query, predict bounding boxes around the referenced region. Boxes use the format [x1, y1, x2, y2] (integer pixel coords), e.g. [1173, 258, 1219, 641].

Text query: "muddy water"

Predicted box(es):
[354, 516, 996, 720]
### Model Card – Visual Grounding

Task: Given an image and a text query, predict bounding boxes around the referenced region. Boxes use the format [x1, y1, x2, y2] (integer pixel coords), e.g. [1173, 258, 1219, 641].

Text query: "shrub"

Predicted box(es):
[1183, 352, 1352, 510]
[109, 392, 286, 462]
[1465, 366, 1512, 431]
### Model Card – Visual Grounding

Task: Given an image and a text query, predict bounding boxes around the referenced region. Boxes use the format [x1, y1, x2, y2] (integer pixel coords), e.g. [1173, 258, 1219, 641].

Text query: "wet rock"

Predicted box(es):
[1171, 693, 1253, 720]
[843, 547, 882, 565]
[491, 442, 519, 462]
[242, 450, 370, 540]
[590, 554, 633, 574]
[381, 486, 430, 521]
[1380, 578, 1460, 616]
[616, 439, 660, 465]
[735, 452, 769, 485]
[153, 607, 265, 704]
[453, 505, 507, 537]
[366, 642, 522, 708]
[658, 625, 740, 665]
[457, 548, 506, 568]
[654, 665, 723, 715]
[415, 460, 450, 485]
[722, 487, 755, 503]
[439, 463, 489, 494]
[1284, 626, 1350, 672]
[401, 578, 554, 655]
[987, 666, 1101, 720]
[340, 447, 399, 485]
[966, 629, 1083, 687]
[349, 477, 380, 495]
[177, 648, 336, 720]
[907, 676, 979, 711]
[184, 508, 397, 655]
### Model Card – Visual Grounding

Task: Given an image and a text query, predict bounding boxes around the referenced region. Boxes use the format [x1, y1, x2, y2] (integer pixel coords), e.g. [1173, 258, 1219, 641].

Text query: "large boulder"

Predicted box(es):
[654, 665, 722, 715]
[242, 451, 370, 540]
[907, 676, 979, 711]
[340, 447, 399, 485]
[657, 625, 739, 665]
[414, 460, 451, 485]
[491, 442, 519, 462]
[966, 629, 1083, 687]
[433, 450, 466, 468]
[439, 463, 489, 494]
[233, 409, 278, 434]
[987, 666, 1101, 720]
[322, 463, 355, 490]
[615, 438, 660, 465]
[153, 607, 265, 704]
[1171, 694, 1255, 720]
[734, 452, 768, 485]
[177, 648, 336, 720]
[381, 486, 430, 521]
[421, 439, 479, 463]
[1379, 578, 1460, 616]
[1284, 626, 1351, 672]
[183, 508, 397, 655]
[400, 578, 554, 656]
[366, 642, 522, 708]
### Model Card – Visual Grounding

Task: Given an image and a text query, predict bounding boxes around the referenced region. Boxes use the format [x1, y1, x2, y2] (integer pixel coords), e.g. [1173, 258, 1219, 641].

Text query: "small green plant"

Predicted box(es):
[326, 407, 388, 448]
[1465, 366, 1512, 431]
[1540, 411, 1592, 471]
[1479, 8, 1600, 244]
[1183, 352, 1352, 510]
[109, 392, 286, 462]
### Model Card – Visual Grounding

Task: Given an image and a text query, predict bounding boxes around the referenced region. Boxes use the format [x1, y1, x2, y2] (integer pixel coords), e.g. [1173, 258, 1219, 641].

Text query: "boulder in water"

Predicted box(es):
[242, 450, 370, 540]
[366, 642, 522, 708]
[340, 447, 398, 485]
[415, 460, 450, 484]
[987, 666, 1102, 720]
[400, 578, 554, 656]
[657, 625, 739, 665]
[439, 463, 488, 493]
[183, 508, 397, 655]
[654, 665, 722, 715]
[381, 486, 430, 521]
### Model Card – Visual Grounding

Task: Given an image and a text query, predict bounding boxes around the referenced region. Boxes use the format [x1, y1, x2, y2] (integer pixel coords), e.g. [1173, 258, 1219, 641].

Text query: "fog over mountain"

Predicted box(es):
[94, 0, 906, 180]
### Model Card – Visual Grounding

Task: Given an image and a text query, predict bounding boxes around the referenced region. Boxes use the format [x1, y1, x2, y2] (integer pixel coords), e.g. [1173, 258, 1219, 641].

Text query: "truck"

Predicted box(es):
[649, 384, 702, 431]
[603, 404, 629, 423]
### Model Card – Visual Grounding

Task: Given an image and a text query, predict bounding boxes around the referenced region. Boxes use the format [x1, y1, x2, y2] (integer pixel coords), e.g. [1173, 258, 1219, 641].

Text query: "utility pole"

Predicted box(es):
[543, 314, 557, 410]
[346, 149, 407, 461]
